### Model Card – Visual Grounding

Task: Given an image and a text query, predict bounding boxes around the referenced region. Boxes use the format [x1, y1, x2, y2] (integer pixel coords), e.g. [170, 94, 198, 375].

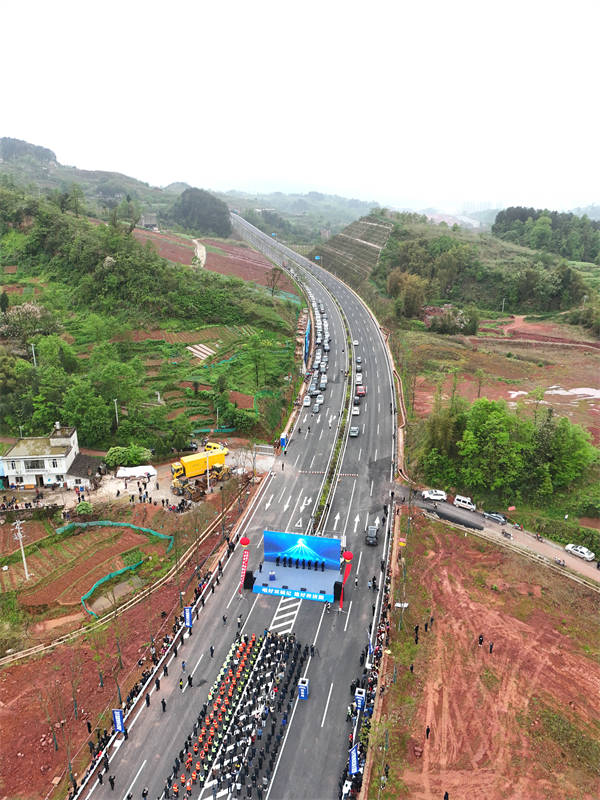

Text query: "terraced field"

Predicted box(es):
[312, 217, 393, 286]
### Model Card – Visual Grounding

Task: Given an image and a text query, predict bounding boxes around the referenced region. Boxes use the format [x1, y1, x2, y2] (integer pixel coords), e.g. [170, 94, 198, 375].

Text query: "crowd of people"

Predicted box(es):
[163, 631, 305, 799]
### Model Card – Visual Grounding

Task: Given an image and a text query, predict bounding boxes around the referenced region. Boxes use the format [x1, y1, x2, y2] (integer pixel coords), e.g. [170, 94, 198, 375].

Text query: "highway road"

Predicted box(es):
[85, 218, 397, 800]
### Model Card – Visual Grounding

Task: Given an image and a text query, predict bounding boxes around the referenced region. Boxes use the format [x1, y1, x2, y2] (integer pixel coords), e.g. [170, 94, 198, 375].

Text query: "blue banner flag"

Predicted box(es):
[112, 708, 124, 733]
[184, 605, 193, 628]
[348, 743, 359, 775]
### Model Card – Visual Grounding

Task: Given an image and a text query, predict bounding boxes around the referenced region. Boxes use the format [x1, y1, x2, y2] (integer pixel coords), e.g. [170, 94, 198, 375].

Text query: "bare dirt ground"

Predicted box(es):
[132, 229, 195, 265]
[378, 516, 600, 800]
[412, 324, 600, 444]
[202, 239, 297, 293]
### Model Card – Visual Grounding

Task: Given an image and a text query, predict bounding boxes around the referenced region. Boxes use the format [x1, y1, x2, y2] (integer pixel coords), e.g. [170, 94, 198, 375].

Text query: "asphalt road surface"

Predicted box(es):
[85, 221, 396, 800]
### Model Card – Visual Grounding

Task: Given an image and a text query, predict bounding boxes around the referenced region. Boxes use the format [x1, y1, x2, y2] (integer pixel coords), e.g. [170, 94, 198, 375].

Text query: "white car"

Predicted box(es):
[565, 543, 596, 562]
[316, 394, 324, 405]
[353, 340, 359, 346]
[303, 396, 311, 407]
[351, 406, 360, 416]
[421, 489, 447, 502]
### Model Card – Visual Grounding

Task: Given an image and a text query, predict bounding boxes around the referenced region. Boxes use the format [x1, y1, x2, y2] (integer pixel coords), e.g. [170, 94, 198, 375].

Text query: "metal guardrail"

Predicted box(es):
[423, 511, 600, 594]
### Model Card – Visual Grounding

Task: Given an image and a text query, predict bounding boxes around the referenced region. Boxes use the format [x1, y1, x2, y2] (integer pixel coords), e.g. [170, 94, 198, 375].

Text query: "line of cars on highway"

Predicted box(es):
[349, 347, 366, 438]
[306, 293, 332, 412]
[420, 488, 597, 564]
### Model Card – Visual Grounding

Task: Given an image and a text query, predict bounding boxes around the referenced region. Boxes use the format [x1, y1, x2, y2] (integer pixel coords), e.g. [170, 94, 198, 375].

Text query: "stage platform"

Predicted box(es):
[251, 561, 338, 603]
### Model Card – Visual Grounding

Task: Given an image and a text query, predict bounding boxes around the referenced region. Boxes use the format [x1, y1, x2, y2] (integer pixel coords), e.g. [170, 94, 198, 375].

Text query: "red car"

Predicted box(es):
[356, 385, 366, 397]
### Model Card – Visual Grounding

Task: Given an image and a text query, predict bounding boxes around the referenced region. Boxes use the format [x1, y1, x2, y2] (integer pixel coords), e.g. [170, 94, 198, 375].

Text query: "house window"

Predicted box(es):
[52, 459, 58, 469]
[56, 475, 63, 483]
[15, 476, 23, 484]
[25, 459, 45, 470]
[10, 461, 16, 470]
[75, 478, 82, 485]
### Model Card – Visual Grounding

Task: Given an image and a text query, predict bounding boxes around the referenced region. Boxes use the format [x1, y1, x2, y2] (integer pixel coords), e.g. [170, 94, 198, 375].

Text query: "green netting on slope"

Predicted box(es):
[81, 560, 143, 618]
[55, 520, 174, 552]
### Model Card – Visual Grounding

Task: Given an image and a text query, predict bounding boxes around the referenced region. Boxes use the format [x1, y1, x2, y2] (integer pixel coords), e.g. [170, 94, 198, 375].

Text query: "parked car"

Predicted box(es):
[356, 386, 366, 397]
[316, 394, 324, 405]
[422, 489, 447, 502]
[349, 426, 360, 437]
[365, 525, 378, 546]
[565, 543, 596, 561]
[179, 442, 198, 452]
[483, 511, 507, 525]
[453, 495, 476, 511]
[353, 340, 359, 346]
[351, 406, 360, 416]
[356, 356, 362, 364]
[303, 396, 311, 407]
[353, 396, 360, 406]
[312, 403, 321, 414]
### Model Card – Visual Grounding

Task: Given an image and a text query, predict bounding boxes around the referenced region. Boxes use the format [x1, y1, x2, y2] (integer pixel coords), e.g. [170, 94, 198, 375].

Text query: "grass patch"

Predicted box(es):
[522, 697, 600, 777]
[480, 667, 500, 691]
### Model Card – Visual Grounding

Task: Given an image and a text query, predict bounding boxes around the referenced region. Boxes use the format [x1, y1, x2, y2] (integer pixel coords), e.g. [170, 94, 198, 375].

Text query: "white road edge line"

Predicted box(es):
[344, 600, 353, 632]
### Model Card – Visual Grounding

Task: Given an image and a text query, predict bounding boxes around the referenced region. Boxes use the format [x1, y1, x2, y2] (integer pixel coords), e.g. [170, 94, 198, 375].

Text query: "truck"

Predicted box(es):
[171, 448, 226, 481]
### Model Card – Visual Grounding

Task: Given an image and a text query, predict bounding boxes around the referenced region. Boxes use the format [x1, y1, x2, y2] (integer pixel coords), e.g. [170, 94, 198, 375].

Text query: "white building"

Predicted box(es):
[0, 424, 99, 491]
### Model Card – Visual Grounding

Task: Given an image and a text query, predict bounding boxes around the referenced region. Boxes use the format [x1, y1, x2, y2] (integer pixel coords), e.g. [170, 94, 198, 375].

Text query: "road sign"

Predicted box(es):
[183, 606, 193, 628]
[348, 743, 359, 775]
[112, 708, 124, 733]
[298, 677, 310, 699]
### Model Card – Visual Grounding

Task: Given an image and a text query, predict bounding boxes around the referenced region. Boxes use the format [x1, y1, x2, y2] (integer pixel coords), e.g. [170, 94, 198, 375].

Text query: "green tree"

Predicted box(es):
[62, 378, 111, 446]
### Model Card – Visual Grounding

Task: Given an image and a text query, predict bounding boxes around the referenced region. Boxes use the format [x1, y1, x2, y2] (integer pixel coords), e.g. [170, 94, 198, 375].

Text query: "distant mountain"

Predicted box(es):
[164, 182, 191, 194]
[571, 204, 600, 222]
[0, 137, 57, 164]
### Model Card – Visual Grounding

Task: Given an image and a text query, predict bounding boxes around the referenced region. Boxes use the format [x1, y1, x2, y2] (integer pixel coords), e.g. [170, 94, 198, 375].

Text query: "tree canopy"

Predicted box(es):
[170, 188, 231, 237]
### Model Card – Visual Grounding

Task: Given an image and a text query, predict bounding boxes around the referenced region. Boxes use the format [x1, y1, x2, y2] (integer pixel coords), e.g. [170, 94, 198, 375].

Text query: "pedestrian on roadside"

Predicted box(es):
[409, 664, 413, 673]
[155, 677, 160, 691]
[444, 793, 449, 800]
[182, 660, 186, 671]
[354, 576, 358, 588]
[489, 641, 494, 654]
[430, 616, 434, 628]
[426, 726, 430, 740]
[145, 692, 150, 707]
[109, 775, 115, 791]
[210, 645, 215, 658]
[187, 674, 193, 687]
[223, 614, 228, 625]
[98, 772, 103, 785]
[478, 634, 484, 647]
[161, 698, 167, 712]
[414, 624, 419, 636]
[179, 678, 184, 690]
[163, 663, 169, 677]
[425, 621, 428, 633]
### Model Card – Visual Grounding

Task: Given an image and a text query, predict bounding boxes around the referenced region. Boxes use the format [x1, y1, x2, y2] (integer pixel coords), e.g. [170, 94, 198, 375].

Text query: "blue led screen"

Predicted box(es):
[263, 530, 341, 571]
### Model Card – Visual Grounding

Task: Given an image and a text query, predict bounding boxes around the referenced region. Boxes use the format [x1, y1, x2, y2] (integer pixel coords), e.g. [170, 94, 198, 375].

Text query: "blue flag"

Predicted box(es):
[112, 708, 124, 733]
[348, 743, 359, 775]
[184, 605, 193, 628]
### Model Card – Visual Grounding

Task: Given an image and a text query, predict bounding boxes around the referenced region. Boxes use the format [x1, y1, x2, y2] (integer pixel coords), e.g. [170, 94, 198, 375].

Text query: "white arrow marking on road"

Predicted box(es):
[283, 496, 291, 512]
[301, 497, 312, 510]
[333, 512, 341, 530]
[353, 514, 360, 533]
[295, 518, 303, 528]
[265, 494, 273, 510]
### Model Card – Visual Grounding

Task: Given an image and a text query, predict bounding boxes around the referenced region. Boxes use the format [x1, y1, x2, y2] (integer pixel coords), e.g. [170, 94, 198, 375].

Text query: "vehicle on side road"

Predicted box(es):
[483, 511, 507, 525]
[453, 495, 476, 511]
[349, 426, 359, 437]
[565, 543, 595, 561]
[422, 489, 447, 502]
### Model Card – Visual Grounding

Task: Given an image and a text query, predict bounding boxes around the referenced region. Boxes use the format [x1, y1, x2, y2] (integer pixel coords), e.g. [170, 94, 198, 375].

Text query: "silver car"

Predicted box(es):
[565, 543, 595, 561]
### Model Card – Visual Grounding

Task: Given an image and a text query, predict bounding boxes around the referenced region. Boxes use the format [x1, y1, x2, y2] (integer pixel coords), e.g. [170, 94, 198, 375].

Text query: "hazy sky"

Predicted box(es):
[3, 0, 599, 212]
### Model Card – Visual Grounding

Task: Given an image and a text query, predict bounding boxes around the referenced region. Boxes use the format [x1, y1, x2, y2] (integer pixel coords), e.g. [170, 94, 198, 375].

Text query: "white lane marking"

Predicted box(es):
[240, 594, 260, 633]
[370, 480, 374, 497]
[277, 486, 286, 503]
[358, 448, 362, 460]
[362, 424, 365, 434]
[356, 551, 363, 575]
[294, 453, 300, 467]
[309, 454, 316, 470]
[182, 653, 204, 694]
[286, 491, 304, 532]
[342, 479, 357, 537]
[344, 600, 353, 632]
[374, 449, 378, 462]
[377, 423, 380, 436]
[378, 403, 380, 414]
[320, 682, 334, 727]
[319, 429, 323, 440]
[121, 759, 147, 800]
[254, 532, 264, 550]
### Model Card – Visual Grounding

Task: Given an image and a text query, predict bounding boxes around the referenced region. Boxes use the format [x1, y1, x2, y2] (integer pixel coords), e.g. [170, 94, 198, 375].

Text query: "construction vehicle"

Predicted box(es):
[171, 477, 207, 501]
[205, 441, 229, 456]
[212, 464, 232, 481]
[171, 448, 226, 481]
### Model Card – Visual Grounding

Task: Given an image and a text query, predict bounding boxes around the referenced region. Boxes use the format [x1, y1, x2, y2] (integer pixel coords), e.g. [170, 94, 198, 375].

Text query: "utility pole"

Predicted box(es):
[13, 520, 30, 580]
[113, 398, 119, 428]
[31, 343, 37, 367]
[501, 297, 506, 314]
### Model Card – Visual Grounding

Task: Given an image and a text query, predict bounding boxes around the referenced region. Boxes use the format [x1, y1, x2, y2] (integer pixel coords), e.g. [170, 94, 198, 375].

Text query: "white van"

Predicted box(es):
[453, 495, 476, 511]
[355, 374, 363, 385]
[319, 376, 327, 391]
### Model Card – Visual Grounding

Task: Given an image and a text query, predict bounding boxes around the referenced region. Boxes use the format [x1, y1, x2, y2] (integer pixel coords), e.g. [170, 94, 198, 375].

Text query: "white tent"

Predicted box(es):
[116, 465, 157, 479]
